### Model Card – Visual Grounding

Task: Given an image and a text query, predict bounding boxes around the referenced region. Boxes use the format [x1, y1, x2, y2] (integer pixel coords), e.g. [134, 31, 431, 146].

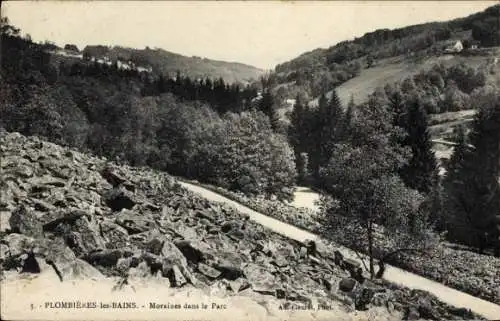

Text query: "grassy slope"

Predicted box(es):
[308, 51, 498, 108]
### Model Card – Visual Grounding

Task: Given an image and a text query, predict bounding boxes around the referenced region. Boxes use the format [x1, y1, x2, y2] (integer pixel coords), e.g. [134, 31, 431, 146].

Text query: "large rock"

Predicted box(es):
[197, 263, 222, 279]
[213, 251, 245, 280]
[1, 233, 35, 258]
[8, 205, 43, 237]
[174, 239, 214, 264]
[115, 209, 155, 234]
[100, 166, 127, 187]
[339, 278, 358, 292]
[100, 220, 129, 249]
[41, 208, 90, 232]
[104, 187, 137, 212]
[243, 263, 277, 295]
[168, 265, 187, 287]
[84, 249, 126, 267]
[58, 258, 105, 280]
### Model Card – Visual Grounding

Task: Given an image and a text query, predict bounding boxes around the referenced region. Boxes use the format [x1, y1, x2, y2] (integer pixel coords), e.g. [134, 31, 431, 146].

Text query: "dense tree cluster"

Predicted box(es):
[442, 90, 500, 254]
[0, 21, 295, 200]
[143, 73, 258, 114]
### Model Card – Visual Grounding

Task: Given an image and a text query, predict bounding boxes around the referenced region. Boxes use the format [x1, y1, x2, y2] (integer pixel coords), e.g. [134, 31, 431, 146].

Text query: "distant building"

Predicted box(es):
[444, 40, 464, 53]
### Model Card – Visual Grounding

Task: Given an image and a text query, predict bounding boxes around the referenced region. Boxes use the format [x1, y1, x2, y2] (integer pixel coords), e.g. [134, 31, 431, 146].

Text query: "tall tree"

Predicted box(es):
[289, 95, 309, 183]
[258, 90, 280, 130]
[399, 99, 438, 194]
[320, 101, 435, 278]
[309, 90, 344, 182]
[444, 100, 500, 253]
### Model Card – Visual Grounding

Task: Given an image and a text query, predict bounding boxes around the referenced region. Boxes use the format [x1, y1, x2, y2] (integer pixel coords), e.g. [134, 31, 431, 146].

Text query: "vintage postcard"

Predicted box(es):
[1, 1, 500, 320]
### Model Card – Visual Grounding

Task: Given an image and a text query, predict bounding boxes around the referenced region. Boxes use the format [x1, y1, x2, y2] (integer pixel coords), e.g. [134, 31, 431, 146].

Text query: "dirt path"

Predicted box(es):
[179, 181, 500, 320]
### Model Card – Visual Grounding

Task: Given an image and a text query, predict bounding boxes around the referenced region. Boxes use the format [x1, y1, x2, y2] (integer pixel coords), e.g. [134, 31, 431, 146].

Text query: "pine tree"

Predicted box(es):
[309, 91, 344, 182]
[258, 90, 279, 130]
[444, 101, 500, 253]
[289, 96, 310, 183]
[399, 99, 438, 194]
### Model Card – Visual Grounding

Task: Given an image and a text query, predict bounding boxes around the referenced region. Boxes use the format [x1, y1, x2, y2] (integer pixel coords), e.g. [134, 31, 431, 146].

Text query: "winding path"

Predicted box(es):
[179, 181, 500, 320]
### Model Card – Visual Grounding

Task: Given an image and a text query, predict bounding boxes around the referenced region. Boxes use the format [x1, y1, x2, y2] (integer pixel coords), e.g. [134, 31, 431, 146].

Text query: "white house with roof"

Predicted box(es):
[444, 40, 464, 53]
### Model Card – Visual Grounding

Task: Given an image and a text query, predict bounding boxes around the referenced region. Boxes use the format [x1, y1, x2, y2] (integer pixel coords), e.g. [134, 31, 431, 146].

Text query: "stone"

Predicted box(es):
[2, 233, 35, 257]
[197, 263, 222, 279]
[406, 306, 420, 320]
[221, 220, 240, 234]
[228, 278, 250, 293]
[41, 208, 90, 232]
[20, 251, 41, 274]
[0, 243, 9, 261]
[100, 166, 127, 187]
[417, 297, 437, 320]
[339, 278, 358, 292]
[243, 263, 276, 295]
[343, 258, 361, 274]
[128, 261, 151, 278]
[116, 257, 132, 273]
[387, 301, 395, 313]
[168, 265, 187, 287]
[59, 258, 105, 280]
[174, 239, 214, 264]
[9, 205, 43, 237]
[355, 287, 375, 311]
[84, 249, 124, 267]
[299, 246, 308, 259]
[115, 209, 155, 234]
[213, 252, 245, 280]
[304, 239, 316, 256]
[334, 250, 343, 266]
[100, 220, 129, 249]
[104, 187, 136, 212]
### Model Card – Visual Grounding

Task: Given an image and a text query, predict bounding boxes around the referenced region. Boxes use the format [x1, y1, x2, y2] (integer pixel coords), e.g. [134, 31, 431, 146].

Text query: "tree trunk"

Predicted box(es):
[368, 220, 374, 279]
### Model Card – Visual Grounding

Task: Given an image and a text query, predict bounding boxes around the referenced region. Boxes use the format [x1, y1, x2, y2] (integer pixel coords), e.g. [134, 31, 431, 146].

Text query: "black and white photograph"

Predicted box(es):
[1, 1, 499, 320]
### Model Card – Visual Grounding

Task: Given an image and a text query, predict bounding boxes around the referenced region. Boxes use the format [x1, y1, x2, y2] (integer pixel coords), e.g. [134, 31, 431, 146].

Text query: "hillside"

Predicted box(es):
[82, 45, 264, 84]
[0, 130, 484, 321]
[269, 4, 500, 107]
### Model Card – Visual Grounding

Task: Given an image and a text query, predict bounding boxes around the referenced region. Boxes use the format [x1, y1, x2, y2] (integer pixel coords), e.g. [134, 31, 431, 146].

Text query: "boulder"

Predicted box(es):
[228, 278, 250, 293]
[84, 249, 125, 267]
[9, 205, 43, 237]
[243, 263, 276, 295]
[355, 287, 375, 311]
[221, 220, 240, 234]
[339, 278, 358, 292]
[100, 220, 129, 249]
[115, 209, 155, 234]
[334, 250, 343, 266]
[104, 187, 136, 212]
[197, 263, 222, 279]
[304, 239, 316, 256]
[406, 306, 420, 320]
[2, 233, 35, 257]
[100, 166, 127, 187]
[213, 251, 245, 280]
[343, 258, 361, 274]
[41, 208, 90, 232]
[417, 297, 438, 319]
[174, 239, 214, 264]
[167, 265, 187, 287]
[58, 258, 104, 280]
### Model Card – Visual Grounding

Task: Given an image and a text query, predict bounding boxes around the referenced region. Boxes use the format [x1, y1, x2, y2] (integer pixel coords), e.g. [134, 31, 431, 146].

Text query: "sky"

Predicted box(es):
[3, 1, 498, 70]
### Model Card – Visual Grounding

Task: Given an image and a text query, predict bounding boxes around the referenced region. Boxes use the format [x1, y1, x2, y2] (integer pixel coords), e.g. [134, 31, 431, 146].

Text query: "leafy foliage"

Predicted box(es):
[0, 22, 295, 200]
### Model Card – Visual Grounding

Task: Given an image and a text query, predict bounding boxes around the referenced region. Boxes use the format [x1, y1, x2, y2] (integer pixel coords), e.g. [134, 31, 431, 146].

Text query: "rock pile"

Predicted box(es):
[0, 131, 483, 320]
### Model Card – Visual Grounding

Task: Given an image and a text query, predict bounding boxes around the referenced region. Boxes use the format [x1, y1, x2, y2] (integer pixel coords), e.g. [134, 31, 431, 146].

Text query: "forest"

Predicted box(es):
[1, 13, 499, 260]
